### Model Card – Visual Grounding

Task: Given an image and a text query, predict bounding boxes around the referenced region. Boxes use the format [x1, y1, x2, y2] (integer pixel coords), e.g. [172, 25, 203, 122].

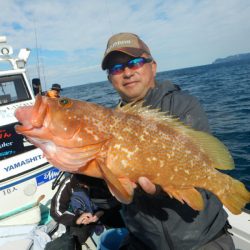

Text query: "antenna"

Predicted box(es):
[34, 21, 41, 80]
[33, 20, 47, 91]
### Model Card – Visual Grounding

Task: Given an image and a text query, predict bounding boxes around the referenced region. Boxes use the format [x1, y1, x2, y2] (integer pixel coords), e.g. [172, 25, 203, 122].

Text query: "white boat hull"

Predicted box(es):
[227, 208, 250, 250]
[0, 163, 60, 225]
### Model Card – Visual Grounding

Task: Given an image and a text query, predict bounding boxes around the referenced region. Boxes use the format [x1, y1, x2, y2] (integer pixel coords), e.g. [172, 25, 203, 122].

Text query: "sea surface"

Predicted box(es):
[63, 60, 250, 209]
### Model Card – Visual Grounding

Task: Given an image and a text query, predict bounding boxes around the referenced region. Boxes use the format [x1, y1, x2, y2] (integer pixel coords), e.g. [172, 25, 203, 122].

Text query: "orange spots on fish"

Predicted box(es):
[114, 144, 121, 149]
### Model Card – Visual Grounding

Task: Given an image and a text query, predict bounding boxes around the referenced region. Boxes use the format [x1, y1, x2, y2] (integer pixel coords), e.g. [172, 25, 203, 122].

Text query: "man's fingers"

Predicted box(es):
[138, 177, 156, 195]
[76, 216, 84, 225]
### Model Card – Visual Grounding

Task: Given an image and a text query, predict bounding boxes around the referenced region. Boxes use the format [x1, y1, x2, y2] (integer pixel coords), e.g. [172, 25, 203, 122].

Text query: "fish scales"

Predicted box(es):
[108, 111, 211, 187]
[14, 95, 250, 214]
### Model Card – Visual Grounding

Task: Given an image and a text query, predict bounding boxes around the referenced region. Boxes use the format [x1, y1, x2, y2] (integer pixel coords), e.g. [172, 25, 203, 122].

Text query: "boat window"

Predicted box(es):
[0, 75, 31, 105]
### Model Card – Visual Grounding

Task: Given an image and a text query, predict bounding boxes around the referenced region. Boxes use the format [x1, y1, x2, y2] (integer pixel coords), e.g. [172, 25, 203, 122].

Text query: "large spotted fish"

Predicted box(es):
[15, 95, 250, 214]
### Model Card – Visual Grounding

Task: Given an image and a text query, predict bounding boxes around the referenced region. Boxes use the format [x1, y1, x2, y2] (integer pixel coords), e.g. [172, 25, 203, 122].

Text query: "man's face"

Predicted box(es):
[107, 52, 157, 102]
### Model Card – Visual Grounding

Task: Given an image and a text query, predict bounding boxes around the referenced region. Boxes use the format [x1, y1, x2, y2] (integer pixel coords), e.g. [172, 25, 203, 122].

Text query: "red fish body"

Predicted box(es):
[15, 95, 250, 214]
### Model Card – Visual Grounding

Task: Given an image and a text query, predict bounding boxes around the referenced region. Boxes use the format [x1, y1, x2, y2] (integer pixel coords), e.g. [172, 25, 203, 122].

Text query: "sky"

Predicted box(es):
[1, 0, 250, 90]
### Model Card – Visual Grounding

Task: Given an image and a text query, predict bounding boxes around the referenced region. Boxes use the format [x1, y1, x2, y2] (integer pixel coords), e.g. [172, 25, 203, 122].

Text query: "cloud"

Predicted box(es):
[1, 0, 250, 88]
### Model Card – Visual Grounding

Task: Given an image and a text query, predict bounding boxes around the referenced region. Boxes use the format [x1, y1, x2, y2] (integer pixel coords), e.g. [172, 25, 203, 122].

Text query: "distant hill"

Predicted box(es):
[212, 53, 250, 64]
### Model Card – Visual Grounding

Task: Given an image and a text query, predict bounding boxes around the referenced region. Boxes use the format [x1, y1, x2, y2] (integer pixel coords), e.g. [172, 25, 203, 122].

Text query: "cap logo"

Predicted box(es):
[106, 40, 132, 53]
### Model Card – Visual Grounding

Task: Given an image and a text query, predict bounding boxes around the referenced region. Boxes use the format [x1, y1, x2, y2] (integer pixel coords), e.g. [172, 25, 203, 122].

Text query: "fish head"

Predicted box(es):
[15, 95, 84, 141]
[15, 95, 110, 171]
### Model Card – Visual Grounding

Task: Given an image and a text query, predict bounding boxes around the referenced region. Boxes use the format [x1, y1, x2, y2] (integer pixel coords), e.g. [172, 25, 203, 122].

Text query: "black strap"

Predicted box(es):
[52, 171, 65, 190]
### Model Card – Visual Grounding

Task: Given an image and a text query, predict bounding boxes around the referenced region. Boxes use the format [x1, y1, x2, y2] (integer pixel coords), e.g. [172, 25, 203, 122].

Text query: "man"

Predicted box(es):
[101, 32, 235, 250]
[46, 83, 62, 98]
[49, 174, 125, 250]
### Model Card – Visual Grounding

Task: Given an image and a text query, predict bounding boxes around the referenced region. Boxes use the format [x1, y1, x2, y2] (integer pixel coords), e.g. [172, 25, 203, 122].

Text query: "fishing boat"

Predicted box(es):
[0, 36, 98, 249]
[0, 35, 61, 247]
[0, 35, 249, 250]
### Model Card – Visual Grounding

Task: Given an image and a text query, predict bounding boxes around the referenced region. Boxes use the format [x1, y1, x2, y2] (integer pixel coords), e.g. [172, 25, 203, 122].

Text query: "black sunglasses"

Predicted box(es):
[107, 57, 153, 75]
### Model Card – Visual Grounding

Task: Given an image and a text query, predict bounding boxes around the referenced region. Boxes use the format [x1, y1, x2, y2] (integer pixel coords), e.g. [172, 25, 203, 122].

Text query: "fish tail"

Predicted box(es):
[217, 177, 250, 215]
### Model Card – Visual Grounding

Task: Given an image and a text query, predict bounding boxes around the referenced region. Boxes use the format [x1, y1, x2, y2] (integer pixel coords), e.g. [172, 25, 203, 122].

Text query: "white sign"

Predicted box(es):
[0, 148, 48, 180]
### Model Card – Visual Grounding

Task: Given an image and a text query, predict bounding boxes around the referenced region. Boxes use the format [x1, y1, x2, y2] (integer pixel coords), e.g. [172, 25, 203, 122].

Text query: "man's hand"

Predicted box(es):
[76, 211, 104, 225]
[137, 177, 157, 195]
[76, 212, 95, 225]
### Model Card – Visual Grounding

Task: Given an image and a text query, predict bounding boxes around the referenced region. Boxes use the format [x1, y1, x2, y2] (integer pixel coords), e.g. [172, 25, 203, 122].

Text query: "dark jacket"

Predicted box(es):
[50, 174, 125, 228]
[121, 81, 228, 250]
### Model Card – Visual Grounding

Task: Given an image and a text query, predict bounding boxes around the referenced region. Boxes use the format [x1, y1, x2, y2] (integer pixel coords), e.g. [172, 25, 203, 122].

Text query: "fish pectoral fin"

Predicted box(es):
[163, 186, 204, 211]
[118, 177, 135, 198]
[78, 159, 103, 178]
[96, 159, 133, 204]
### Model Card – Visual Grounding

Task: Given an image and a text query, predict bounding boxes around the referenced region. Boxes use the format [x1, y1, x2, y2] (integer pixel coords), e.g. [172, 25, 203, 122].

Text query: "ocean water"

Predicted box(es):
[62, 60, 250, 209]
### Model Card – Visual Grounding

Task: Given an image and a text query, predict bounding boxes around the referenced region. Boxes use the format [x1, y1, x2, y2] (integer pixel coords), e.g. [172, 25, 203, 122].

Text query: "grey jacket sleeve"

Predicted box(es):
[161, 91, 210, 133]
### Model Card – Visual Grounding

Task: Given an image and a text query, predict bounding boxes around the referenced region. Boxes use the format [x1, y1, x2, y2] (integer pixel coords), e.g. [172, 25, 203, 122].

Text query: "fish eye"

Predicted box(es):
[59, 98, 72, 107]
[59, 98, 68, 105]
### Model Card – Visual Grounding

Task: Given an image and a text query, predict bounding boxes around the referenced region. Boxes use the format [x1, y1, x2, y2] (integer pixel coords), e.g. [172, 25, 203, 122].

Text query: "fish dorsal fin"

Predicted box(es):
[117, 101, 234, 170]
[185, 129, 234, 170]
[116, 101, 175, 122]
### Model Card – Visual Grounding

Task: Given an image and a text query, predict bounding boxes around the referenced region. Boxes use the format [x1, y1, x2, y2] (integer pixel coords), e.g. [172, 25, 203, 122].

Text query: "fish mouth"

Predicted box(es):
[15, 95, 84, 145]
[15, 95, 49, 134]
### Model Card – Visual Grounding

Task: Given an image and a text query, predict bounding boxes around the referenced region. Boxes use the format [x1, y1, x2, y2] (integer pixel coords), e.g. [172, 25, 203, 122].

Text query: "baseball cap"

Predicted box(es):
[101, 32, 152, 70]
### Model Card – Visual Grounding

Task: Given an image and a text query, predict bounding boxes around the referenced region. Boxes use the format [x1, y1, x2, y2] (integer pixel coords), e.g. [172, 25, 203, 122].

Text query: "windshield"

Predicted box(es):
[0, 74, 31, 105]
